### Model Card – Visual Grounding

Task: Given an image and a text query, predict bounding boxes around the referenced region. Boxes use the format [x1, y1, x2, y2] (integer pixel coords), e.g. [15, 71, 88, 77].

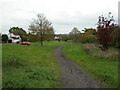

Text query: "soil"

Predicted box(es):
[54, 46, 100, 88]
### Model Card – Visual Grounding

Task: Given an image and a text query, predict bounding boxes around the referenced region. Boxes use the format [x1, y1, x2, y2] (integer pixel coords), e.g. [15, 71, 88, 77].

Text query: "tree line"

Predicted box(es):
[1, 14, 55, 46]
[64, 13, 120, 51]
[1, 13, 120, 50]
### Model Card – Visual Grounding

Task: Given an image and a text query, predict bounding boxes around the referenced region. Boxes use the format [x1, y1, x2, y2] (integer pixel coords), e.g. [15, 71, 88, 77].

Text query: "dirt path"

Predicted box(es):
[54, 46, 100, 88]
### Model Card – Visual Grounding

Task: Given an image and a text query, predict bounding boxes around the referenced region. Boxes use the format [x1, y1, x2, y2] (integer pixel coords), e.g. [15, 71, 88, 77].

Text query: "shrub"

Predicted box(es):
[111, 26, 120, 48]
[2, 34, 8, 43]
[81, 35, 96, 43]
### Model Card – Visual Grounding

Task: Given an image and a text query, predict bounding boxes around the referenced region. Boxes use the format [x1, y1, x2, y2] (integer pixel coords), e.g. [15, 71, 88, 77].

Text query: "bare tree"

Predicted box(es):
[69, 27, 81, 43]
[29, 14, 54, 46]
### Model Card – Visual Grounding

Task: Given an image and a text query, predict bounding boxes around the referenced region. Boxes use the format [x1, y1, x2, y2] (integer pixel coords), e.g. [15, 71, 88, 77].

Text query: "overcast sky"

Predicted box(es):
[0, 0, 119, 34]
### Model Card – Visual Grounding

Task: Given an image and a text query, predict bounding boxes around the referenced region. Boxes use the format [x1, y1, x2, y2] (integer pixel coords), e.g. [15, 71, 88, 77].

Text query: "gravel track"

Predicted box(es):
[54, 46, 100, 88]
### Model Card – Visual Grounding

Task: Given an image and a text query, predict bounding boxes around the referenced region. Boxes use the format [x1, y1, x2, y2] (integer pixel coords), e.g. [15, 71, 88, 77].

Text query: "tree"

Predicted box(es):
[111, 25, 120, 48]
[29, 14, 54, 46]
[69, 27, 81, 43]
[27, 32, 39, 42]
[83, 28, 97, 35]
[0, 33, 2, 42]
[9, 27, 27, 41]
[61, 34, 69, 41]
[44, 27, 54, 41]
[97, 12, 115, 51]
[2, 34, 8, 43]
[81, 28, 97, 43]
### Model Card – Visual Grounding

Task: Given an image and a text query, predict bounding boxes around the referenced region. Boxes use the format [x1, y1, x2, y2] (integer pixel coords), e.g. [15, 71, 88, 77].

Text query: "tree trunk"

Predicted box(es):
[41, 40, 43, 46]
[40, 33, 43, 46]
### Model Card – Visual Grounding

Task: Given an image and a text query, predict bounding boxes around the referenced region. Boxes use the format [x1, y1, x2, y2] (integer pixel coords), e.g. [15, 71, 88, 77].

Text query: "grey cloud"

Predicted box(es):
[0, 0, 118, 34]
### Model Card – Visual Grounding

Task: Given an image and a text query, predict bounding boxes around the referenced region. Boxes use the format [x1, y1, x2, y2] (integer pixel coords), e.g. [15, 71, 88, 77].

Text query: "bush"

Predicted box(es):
[115, 42, 120, 48]
[0, 36, 2, 42]
[21, 35, 28, 41]
[81, 35, 96, 43]
[69, 35, 81, 43]
[111, 26, 120, 48]
[2, 34, 8, 43]
[61, 35, 69, 41]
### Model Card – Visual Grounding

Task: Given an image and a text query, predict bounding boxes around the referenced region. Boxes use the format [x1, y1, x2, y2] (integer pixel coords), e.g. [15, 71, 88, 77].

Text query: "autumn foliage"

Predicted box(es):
[97, 13, 115, 51]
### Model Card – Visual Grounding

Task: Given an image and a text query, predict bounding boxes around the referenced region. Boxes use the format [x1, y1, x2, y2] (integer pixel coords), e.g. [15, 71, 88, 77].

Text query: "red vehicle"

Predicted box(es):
[21, 42, 30, 45]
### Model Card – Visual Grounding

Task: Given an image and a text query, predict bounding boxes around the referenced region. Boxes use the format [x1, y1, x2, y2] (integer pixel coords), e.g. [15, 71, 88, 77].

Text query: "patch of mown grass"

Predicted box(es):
[63, 43, 118, 88]
[2, 41, 63, 88]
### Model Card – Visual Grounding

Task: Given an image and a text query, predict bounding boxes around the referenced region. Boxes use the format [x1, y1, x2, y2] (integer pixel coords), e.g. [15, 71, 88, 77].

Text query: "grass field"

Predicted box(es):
[2, 41, 63, 88]
[63, 43, 118, 88]
[0, 44, 2, 89]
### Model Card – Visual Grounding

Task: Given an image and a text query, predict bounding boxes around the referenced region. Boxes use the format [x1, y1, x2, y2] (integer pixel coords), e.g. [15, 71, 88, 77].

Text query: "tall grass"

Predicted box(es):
[82, 43, 118, 61]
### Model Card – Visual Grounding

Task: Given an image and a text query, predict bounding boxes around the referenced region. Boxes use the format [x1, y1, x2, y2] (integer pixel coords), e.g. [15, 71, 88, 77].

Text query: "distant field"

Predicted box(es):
[2, 41, 63, 88]
[63, 43, 118, 88]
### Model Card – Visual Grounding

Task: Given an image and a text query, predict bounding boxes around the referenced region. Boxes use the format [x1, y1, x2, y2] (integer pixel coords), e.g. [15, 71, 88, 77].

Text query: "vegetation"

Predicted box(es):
[27, 33, 40, 42]
[67, 13, 119, 51]
[2, 34, 8, 43]
[63, 43, 118, 88]
[111, 25, 120, 48]
[0, 43, 1, 89]
[2, 41, 63, 88]
[60, 34, 69, 42]
[80, 28, 97, 43]
[82, 43, 118, 60]
[2, 12, 119, 88]
[69, 27, 81, 43]
[29, 14, 54, 46]
[97, 13, 115, 51]
[0, 34, 1, 42]
[9, 27, 27, 41]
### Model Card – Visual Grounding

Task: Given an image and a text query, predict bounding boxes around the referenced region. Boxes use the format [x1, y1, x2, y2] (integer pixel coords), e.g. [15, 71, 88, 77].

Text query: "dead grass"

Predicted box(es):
[82, 43, 118, 60]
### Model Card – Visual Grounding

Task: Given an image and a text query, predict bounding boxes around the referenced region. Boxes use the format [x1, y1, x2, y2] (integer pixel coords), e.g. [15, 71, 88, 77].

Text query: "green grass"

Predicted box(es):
[63, 43, 118, 88]
[0, 44, 2, 89]
[2, 41, 64, 88]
